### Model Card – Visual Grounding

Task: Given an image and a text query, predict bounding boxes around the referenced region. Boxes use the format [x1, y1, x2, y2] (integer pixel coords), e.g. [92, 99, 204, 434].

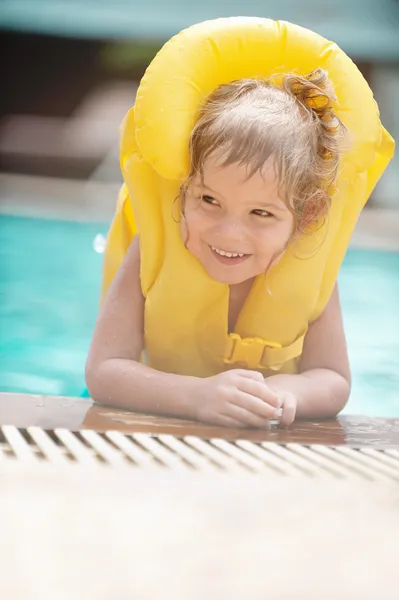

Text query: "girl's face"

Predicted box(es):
[182, 158, 295, 285]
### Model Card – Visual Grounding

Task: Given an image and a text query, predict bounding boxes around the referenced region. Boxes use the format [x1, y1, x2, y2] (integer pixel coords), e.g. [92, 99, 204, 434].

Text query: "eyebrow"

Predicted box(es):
[197, 182, 285, 212]
[194, 182, 226, 200]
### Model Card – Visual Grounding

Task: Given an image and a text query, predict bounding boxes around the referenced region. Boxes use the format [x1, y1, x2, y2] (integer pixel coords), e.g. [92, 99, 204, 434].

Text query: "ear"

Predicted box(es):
[301, 200, 317, 229]
[300, 196, 328, 231]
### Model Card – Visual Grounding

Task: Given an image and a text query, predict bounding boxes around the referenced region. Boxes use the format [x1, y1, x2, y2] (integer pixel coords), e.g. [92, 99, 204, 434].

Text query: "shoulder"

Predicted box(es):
[103, 235, 143, 305]
[118, 236, 141, 283]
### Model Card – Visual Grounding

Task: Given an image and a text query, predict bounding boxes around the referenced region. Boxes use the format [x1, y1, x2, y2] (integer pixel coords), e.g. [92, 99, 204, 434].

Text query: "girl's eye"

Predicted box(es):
[252, 209, 272, 217]
[201, 195, 218, 205]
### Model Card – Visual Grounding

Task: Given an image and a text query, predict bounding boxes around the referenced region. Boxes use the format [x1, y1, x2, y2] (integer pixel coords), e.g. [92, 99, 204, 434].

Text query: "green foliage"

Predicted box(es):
[100, 41, 162, 73]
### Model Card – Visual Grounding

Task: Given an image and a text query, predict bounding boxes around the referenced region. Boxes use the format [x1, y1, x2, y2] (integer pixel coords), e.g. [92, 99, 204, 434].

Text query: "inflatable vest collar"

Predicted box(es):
[102, 17, 394, 377]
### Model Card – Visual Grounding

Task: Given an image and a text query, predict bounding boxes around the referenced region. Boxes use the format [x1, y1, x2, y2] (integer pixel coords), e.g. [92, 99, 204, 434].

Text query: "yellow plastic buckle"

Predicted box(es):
[224, 333, 282, 370]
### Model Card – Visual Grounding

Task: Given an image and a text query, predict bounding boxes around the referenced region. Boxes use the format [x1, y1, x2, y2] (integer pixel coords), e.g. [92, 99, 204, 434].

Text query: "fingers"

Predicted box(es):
[230, 389, 280, 420]
[234, 369, 265, 382]
[223, 404, 272, 429]
[237, 377, 282, 410]
[279, 392, 297, 428]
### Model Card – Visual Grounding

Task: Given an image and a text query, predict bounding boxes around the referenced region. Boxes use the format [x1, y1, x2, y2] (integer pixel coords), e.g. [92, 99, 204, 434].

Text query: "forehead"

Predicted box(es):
[197, 157, 282, 198]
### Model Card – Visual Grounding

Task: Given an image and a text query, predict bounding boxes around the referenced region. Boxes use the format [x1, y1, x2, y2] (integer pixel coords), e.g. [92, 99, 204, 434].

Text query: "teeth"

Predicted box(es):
[211, 246, 244, 258]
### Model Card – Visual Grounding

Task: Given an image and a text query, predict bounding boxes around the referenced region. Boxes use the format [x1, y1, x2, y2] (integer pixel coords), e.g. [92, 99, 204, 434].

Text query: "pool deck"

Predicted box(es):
[1, 391, 399, 600]
[1, 452, 398, 600]
[1, 392, 399, 448]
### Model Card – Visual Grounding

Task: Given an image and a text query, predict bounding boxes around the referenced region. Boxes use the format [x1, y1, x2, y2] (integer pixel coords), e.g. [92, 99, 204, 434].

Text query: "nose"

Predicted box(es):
[214, 216, 247, 242]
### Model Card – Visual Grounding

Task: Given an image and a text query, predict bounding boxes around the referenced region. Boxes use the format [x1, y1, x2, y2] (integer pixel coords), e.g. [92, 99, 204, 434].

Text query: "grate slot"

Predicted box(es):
[78, 430, 129, 466]
[306, 445, 376, 481]
[104, 431, 161, 469]
[157, 435, 220, 472]
[1, 426, 37, 462]
[235, 440, 301, 476]
[210, 438, 273, 474]
[285, 444, 360, 479]
[359, 448, 399, 479]
[132, 434, 190, 470]
[0, 428, 14, 460]
[183, 437, 246, 473]
[105, 431, 163, 469]
[54, 429, 98, 465]
[360, 448, 399, 471]
[26, 427, 70, 464]
[261, 443, 324, 478]
[333, 447, 399, 482]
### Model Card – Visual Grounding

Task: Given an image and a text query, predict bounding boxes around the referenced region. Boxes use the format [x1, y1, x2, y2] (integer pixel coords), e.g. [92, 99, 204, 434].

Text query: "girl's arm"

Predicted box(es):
[265, 283, 351, 426]
[86, 237, 282, 427]
[85, 237, 198, 418]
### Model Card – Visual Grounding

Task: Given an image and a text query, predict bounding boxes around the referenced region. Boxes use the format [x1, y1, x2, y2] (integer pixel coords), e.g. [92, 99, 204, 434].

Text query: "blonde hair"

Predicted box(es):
[181, 68, 347, 233]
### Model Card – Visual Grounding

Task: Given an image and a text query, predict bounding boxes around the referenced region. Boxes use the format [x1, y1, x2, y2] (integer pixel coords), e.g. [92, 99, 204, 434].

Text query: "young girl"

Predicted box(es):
[85, 19, 393, 428]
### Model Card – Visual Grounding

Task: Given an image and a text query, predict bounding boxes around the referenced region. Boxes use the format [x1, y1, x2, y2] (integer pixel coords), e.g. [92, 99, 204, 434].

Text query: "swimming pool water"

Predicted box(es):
[1, 214, 398, 417]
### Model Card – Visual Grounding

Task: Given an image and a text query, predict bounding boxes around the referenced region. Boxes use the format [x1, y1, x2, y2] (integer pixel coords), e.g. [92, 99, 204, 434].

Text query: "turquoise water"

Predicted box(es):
[1, 214, 398, 417]
[0, 216, 106, 398]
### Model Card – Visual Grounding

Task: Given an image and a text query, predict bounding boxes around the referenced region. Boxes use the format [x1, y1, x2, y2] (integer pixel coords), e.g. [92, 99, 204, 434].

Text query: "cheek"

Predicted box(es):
[280, 218, 296, 245]
[184, 206, 210, 237]
[180, 208, 207, 252]
[255, 219, 294, 255]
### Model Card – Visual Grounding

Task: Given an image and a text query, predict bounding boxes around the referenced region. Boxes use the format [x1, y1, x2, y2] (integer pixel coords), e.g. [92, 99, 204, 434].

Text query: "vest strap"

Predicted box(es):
[223, 332, 306, 371]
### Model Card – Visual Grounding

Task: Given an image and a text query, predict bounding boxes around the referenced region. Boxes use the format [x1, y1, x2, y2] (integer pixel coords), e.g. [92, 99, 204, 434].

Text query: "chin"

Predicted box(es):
[205, 265, 250, 285]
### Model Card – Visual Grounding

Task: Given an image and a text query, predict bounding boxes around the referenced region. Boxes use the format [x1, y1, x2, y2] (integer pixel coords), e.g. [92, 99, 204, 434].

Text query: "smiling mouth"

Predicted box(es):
[209, 245, 251, 265]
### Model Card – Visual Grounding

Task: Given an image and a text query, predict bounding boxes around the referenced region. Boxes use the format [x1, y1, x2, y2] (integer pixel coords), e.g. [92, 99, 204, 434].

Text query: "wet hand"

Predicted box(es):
[275, 391, 298, 428]
[193, 369, 283, 428]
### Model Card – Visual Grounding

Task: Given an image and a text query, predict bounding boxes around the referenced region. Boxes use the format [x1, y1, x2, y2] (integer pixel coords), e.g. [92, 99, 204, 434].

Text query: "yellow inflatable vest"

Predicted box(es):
[102, 17, 394, 377]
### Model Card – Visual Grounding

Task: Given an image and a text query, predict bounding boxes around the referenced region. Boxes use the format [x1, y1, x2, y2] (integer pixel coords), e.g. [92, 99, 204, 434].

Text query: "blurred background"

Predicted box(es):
[0, 1, 398, 415]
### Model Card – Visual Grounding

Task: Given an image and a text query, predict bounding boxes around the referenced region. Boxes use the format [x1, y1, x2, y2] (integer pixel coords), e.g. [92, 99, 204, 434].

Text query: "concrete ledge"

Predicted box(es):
[0, 173, 118, 223]
[1, 392, 399, 447]
[350, 207, 399, 251]
[0, 463, 398, 599]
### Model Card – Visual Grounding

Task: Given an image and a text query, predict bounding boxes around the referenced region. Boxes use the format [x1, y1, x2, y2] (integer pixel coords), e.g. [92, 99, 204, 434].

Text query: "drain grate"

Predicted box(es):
[1, 425, 399, 481]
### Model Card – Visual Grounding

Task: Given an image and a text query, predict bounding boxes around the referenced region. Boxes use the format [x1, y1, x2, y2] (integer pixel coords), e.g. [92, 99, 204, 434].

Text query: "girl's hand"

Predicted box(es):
[276, 391, 298, 428]
[192, 369, 283, 428]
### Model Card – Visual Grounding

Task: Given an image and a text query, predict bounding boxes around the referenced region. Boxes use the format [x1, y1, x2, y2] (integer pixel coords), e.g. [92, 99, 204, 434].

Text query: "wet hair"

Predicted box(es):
[179, 69, 348, 234]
